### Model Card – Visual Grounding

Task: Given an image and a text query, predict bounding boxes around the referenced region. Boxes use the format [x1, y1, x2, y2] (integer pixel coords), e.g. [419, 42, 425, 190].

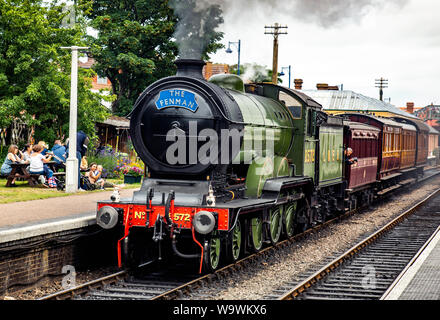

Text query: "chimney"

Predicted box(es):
[406, 102, 414, 114]
[175, 59, 206, 79]
[294, 79, 303, 90]
[316, 83, 329, 90]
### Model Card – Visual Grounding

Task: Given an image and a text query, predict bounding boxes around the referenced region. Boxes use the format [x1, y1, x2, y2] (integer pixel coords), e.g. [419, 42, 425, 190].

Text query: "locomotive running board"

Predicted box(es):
[261, 176, 311, 197]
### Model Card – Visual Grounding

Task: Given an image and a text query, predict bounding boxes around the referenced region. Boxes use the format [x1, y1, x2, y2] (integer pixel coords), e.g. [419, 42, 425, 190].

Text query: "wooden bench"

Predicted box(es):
[53, 172, 66, 177]
[52, 172, 66, 182]
[6, 163, 38, 187]
[28, 173, 50, 186]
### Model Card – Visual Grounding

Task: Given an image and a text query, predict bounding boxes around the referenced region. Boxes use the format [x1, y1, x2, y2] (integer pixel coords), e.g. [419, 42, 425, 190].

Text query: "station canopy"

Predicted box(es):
[301, 89, 418, 120]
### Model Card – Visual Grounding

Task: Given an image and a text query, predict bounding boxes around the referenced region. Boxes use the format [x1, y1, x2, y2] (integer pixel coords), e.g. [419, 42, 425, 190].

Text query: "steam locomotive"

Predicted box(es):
[96, 59, 434, 273]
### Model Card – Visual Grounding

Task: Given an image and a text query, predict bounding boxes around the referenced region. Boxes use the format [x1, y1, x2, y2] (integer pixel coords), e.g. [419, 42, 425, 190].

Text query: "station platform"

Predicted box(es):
[382, 225, 440, 300]
[0, 188, 137, 244]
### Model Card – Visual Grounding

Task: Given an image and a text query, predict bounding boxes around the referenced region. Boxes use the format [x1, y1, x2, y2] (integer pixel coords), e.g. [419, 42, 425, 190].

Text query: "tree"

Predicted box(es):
[84, 0, 224, 116]
[84, 0, 178, 116]
[0, 0, 109, 145]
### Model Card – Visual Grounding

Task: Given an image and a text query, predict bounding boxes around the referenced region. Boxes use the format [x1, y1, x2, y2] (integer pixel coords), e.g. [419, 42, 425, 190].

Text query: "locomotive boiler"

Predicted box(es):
[129, 59, 295, 198]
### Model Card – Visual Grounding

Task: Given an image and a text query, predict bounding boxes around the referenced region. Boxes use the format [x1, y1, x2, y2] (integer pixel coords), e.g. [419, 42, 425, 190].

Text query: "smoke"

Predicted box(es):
[169, 0, 224, 59]
[240, 63, 270, 84]
[289, 0, 409, 28]
[169, 0, 409, 59]
[219, 0, 409, 28]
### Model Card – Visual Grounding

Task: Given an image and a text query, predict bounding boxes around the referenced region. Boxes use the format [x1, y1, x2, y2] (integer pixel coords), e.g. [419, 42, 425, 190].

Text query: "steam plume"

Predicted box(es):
[169, 0, 224, 59]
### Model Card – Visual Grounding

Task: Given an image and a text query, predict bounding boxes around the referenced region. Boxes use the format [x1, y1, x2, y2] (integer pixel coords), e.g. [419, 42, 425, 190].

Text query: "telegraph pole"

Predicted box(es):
[375, 77, 388, 101]
[265, 23, 288, 84]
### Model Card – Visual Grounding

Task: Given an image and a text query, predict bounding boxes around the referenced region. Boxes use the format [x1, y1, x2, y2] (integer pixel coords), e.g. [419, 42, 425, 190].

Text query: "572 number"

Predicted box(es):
[173, 213, 190, 222]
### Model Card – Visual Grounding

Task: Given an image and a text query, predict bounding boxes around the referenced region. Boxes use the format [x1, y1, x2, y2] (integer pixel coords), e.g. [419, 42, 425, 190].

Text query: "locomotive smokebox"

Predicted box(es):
[175, 59, 206, 79]
[129, 56, 245, 179]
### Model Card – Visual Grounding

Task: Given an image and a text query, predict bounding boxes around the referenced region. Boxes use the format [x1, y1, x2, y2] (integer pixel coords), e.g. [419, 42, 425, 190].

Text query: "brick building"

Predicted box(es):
[202, 62, 229, 80]
[78, 57, 112, 92]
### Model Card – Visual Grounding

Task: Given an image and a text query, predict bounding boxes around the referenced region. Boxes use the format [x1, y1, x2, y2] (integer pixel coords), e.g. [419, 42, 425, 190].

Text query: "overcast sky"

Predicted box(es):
[209, 0, 440, 109]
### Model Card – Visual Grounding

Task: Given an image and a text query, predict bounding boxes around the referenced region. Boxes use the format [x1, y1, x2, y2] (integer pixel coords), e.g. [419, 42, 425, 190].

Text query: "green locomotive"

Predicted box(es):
[96, 59, 346, 272]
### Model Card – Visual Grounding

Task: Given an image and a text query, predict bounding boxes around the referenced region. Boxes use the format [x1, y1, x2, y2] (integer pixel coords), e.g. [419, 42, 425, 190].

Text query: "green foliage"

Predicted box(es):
[83, 0, 224, 116]
[83, 0, 179, 116]
[0, 0, 109, 144]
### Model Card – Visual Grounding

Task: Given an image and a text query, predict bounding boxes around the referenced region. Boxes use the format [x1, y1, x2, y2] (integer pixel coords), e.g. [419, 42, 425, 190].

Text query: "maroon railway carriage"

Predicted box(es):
[343, 114, 402, 180]
[343, 121, 380, 190]
[398, 122, 417, 171]
[343, 120, 380, 209]
[392, 117, 429, 172]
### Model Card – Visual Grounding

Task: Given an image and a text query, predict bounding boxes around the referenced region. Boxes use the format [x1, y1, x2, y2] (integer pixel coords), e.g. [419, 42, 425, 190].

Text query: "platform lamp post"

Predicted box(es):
[280, 65, 291, 88]
[226, 40, 241, 75]
[61, 46, 89, 193]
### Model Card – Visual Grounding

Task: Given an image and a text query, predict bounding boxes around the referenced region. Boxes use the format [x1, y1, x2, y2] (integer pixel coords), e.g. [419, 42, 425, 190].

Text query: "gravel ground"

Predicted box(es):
[3, 175, 440, 300]
[188, 176, 440, 300]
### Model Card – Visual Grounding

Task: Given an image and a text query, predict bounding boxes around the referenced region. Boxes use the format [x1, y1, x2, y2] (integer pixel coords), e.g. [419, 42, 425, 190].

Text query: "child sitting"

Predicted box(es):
[88, 163, 113, 190]
[88, 163, 103, 189]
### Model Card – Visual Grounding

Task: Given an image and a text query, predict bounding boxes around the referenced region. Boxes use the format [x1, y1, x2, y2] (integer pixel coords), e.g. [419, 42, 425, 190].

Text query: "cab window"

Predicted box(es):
[279, 91, 302, 119]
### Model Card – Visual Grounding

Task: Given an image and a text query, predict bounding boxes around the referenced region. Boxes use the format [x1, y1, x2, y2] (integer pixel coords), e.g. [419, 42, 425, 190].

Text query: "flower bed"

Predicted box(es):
[121, 163, 143, 177]
[87, 145, 145, 181]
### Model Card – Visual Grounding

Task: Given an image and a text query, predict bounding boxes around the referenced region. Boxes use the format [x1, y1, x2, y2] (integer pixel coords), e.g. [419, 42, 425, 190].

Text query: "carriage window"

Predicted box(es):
[384, 133, 389, 152]
[279, 91, 302, 119]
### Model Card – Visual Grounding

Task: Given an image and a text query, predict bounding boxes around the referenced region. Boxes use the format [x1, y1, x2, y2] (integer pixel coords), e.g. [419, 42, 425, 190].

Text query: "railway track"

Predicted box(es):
[38, 205, 363, 301]
[40, 169, 440, 300]
[275, 187, 440, 300]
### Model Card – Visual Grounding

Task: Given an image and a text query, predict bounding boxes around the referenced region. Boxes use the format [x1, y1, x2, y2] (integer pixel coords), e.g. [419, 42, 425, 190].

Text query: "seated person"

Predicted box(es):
[96, 165, 114, 189]
[22, 144, 33, 162]
[29, 144, 54, 184]
[88, 163, 103, 189]
[1, 144, 25, 187]
[38, 141, 49, 156]
[51, 139, 66, 170]
[88, 163, 113, 189]
[80, 156, 88, 171]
